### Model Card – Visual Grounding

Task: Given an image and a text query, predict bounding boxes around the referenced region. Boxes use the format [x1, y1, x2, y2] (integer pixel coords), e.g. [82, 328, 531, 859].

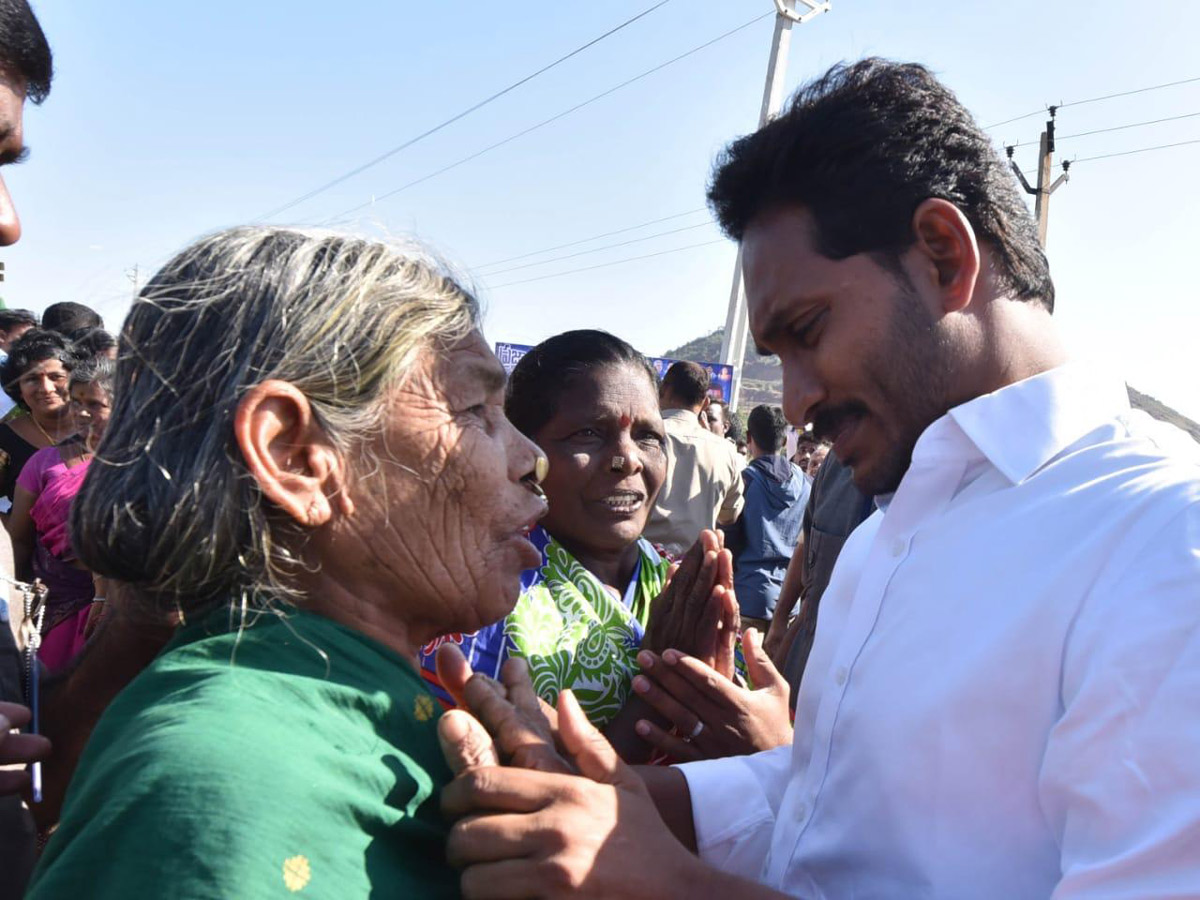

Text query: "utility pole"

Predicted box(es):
[1007, 107, 1070, 247]
[719, 0, 831, 411]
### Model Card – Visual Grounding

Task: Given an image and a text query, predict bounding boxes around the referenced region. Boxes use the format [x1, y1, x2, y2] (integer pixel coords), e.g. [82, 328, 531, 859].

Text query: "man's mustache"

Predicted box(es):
[811, 402, 869, 444]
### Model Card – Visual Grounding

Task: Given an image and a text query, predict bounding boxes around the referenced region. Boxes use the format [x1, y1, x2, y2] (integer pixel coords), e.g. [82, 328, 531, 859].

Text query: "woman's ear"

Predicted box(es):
[233, 380, 349, 527]
[910, 198, 981, 314]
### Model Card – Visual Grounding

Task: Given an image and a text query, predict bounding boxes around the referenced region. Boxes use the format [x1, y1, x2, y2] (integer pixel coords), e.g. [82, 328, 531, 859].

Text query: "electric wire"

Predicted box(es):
[487, 239, 728, 289]
[1071, 138, 1200, 164]
[251, 0, 672, 222]
[1006, 110, 1200, 148]
[476, 207, 709, 269]
[484, 219, 717, 276]
[317, 11, 775, 226]
[985, 74, 1200, 131]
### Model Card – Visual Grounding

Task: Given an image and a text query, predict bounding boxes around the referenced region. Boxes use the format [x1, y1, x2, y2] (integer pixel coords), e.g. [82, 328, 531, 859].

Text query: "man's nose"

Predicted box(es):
[0, 176, 21, 247]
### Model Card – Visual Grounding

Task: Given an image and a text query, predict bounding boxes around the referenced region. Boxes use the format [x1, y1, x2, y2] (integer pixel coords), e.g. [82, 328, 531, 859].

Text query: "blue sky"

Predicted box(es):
[5, 0, 1200, 419]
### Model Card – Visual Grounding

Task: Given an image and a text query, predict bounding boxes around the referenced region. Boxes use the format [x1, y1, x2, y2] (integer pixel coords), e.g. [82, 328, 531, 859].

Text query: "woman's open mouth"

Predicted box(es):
[598, 490, 645, 514]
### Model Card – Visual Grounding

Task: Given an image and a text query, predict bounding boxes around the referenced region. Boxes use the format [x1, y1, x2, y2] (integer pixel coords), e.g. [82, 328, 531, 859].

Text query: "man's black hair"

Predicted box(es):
[708, 58, 1054, 312]
[506, 329, 658, 438]
[747, 404, 788, 454]
[660, 360, 710, 409]
[0, 307, 36, 331]
[42, 301, 103, 339]
[0, 0, 52, 103]
[71, 326, 116, 359]
[1, 326, 72, 407]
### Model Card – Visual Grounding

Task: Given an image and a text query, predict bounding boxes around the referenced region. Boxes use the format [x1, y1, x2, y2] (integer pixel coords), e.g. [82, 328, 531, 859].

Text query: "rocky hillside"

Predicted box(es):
[666, 327, 1200, 443]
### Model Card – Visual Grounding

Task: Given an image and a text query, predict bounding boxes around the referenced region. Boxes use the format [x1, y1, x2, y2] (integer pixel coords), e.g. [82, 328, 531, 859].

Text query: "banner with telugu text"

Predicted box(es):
[494, 342, 733, 403]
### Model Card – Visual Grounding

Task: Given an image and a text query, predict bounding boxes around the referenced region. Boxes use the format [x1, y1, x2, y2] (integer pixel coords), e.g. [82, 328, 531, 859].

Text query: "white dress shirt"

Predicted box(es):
[680, 363, 1200, 899]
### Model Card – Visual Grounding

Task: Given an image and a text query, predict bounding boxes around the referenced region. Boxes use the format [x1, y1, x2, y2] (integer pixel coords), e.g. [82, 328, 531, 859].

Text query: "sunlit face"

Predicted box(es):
[0, 70, 28, 247]
[744, 206, 953, 497]
[18, 357, 69, 416]
[533, 363, 667, 559]
[70, 381, 112, 450]
[704, 403, 727, 436]
[330, 330, 548, 640]
[806, 443, 830, 478]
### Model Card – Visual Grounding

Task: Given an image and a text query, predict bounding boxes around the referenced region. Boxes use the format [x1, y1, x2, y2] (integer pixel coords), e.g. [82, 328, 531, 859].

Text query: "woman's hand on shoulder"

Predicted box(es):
[435, 643, 571, 776]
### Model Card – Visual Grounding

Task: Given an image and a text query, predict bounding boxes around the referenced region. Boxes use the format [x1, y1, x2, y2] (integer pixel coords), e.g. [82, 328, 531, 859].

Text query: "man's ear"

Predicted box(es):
[233, 380, 352, 527]
[910, 198, 981, 314]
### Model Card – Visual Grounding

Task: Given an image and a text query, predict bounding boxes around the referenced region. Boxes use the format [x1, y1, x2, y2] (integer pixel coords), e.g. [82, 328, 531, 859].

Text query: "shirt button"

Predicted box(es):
[891, 537, 908, 558]
[834, 666, 848, 686]
[796, 803, 808, 819]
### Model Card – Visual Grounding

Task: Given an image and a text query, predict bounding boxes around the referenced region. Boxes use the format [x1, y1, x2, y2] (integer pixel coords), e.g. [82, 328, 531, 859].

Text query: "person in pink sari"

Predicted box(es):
[8, 357, 114, 671]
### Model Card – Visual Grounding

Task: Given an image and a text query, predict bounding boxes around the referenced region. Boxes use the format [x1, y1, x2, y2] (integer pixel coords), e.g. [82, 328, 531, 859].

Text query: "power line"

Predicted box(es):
[1007, 110, 1200, 148]
[1072, 138, 1200, 164]
[476, 207, 708, 269]
[488, 239, 727, 289]
[1058, 75, 1200, 110]
[318, 11, 774, 226]
[985, 74, 1200, 131]
[485, 219, 717, 276]
[251, 0, 672, 222]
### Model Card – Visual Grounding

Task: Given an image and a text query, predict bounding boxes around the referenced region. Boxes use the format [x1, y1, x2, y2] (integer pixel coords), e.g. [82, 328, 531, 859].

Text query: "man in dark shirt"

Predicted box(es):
[765, 453, 874, 707]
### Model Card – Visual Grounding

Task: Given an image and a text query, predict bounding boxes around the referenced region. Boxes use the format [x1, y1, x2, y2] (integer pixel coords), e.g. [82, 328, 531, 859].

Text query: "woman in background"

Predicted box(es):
[8, 357, 114, 671]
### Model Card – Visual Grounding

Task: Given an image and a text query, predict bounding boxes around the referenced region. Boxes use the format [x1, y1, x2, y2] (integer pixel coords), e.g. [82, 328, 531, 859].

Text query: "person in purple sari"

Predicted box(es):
[9, 357, 113, 671]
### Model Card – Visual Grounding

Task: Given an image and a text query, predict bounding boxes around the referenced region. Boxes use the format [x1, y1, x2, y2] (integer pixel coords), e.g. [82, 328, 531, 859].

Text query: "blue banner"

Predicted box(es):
[495, 341, 734, 404]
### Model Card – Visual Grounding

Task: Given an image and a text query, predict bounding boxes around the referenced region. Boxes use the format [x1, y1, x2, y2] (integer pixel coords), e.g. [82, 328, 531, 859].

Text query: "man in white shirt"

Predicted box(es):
[644, 361, 745, 558]
[437, 58, 1200, 899]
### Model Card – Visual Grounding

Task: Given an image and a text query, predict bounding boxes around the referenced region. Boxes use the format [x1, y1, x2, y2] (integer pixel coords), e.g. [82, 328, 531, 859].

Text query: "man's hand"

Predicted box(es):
[642, 530, 739, 679]
[632, 628, 792, 761]
[0, 702, 51, 796]
[442, 689, 703, 899]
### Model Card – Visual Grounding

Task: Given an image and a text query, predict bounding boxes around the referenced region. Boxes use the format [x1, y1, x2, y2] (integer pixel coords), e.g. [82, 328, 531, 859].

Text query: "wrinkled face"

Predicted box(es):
[743, 207, 952, 497]
[18, 357, 69, 416]
[704, 403, 727, 436]
[0, 70, 27, 247]
[533, 363, 667, 558]
[339, 330, 548, 638]
[71, 381, 112, 449]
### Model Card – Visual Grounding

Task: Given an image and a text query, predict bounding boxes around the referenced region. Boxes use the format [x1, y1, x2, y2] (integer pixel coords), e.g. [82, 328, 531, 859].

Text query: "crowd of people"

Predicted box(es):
[0, 1, 1197, 897]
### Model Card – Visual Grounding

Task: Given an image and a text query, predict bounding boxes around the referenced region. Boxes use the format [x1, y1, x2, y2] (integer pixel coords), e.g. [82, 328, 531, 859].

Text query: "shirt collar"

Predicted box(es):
[941, 361, 1131, 485]
[662, 408, 705, 429]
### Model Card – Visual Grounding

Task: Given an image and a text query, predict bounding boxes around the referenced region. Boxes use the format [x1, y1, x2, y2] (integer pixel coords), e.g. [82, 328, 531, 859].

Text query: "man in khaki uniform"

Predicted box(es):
[643, 361, 744, 558]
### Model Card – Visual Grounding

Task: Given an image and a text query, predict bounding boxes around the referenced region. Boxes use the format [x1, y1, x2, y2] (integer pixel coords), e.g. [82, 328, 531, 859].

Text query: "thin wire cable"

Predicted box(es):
[488, 239, 727, 289]
[476, 207, 708, 268]
[318, 11, 774, 226]
[1058, 75, 1200, 110]
[1006, 110, 1200, 148]
[252, 0, 672, 222]
[485, 219, 717, 276]
[985, 75, 1200, 131]
[1072, 138, 1200, 164]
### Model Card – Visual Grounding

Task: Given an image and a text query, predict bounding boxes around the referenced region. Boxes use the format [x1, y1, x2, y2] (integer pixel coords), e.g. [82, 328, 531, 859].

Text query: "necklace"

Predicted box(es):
[30, 415, 58, 446]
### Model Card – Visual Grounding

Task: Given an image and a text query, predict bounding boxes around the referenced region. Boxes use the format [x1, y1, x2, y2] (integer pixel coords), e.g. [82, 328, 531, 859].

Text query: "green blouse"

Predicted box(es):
[29, 607, 459, 898]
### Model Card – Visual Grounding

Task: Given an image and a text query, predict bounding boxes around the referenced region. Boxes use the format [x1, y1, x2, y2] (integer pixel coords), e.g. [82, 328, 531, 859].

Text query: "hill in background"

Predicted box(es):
[665, 327, 1200, 444]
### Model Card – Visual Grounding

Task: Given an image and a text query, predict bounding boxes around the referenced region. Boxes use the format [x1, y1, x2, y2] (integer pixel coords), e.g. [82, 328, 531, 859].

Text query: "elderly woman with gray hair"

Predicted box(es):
[27, 228, 550, 897]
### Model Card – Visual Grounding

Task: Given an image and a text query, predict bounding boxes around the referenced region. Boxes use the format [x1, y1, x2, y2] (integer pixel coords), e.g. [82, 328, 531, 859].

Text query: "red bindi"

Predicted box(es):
[619, 414, 631, 428]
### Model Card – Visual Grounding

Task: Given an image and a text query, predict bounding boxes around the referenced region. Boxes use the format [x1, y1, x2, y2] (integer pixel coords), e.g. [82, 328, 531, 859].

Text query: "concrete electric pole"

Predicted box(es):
[1008, 107, 1070, 247]
[719, 0, 831, 411]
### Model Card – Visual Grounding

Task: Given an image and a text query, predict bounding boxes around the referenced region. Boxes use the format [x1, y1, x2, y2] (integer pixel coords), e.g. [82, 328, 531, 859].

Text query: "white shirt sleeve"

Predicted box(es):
[676, 742, 794, 878]
[1040, 501, 1200, 898]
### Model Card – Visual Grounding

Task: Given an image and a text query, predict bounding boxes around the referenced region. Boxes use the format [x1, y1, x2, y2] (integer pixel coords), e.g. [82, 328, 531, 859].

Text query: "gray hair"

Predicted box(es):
[68, 355, 116, 397]
[70, 226, 481, 617]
